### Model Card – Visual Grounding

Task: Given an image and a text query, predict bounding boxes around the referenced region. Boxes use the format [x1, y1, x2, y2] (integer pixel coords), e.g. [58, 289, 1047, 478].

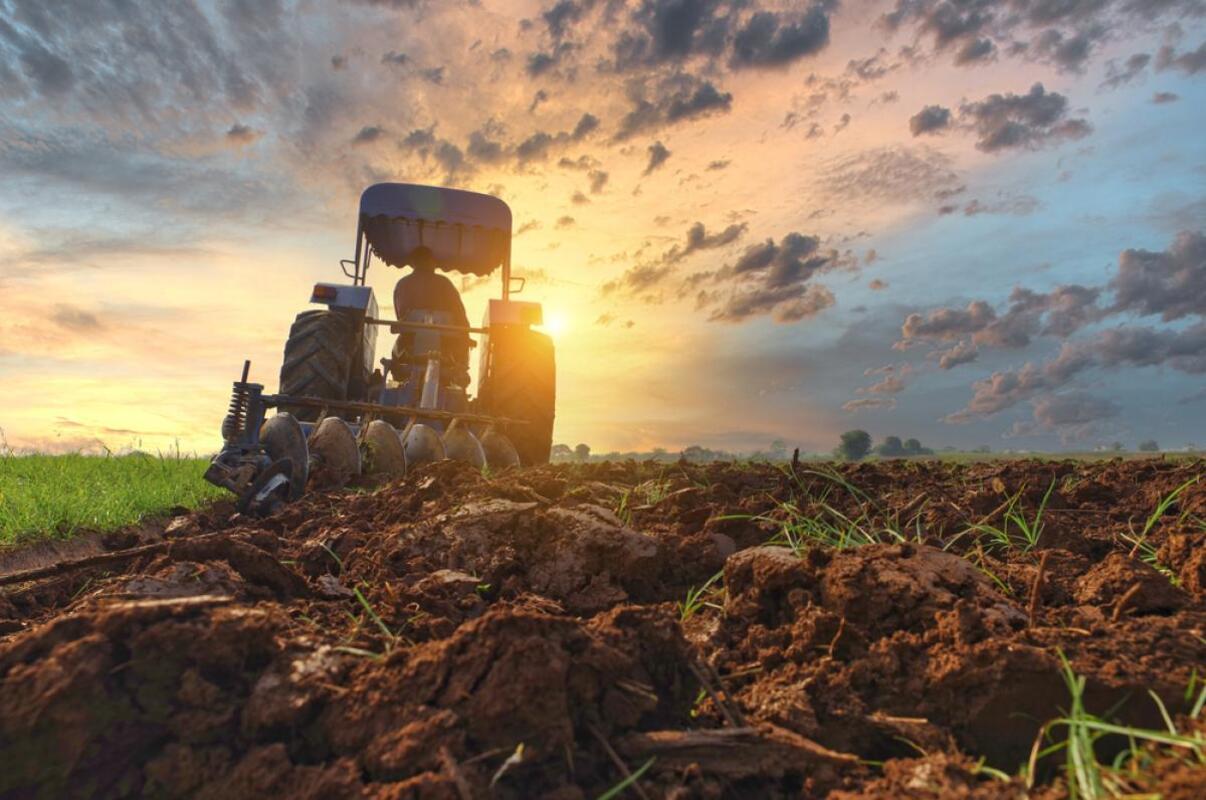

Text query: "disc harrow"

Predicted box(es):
[204, 361, 526, 515]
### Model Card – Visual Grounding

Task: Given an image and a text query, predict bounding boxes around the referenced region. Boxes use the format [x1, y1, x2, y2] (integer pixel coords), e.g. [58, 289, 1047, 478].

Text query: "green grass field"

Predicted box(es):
[0, 453, 225, 544]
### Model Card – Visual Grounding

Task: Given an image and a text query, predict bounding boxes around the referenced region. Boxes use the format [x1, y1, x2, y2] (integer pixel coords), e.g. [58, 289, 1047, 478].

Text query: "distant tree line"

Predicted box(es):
[834, 430, 933, 461]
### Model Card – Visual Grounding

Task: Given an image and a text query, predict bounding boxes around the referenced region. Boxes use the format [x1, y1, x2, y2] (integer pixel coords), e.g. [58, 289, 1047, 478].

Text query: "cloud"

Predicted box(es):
[556, 215, 576, 229]
[730, 7, 831, 69]
[600, 219, 747, 299]
[1156, 40, 1206, 74]
[352, 125, 386, 144]
[1109, 230, 1206, 321]
[961, 195, 1040, 216]
[929, 231, 1206, 422]
[901, 284, 1103, 350]
[50, 304, 103, 331]
[937, 341, 979, 369]
[571, 190, 590, 204]
[821, 145, 962, 207]
[1031, 391, 1119, 427]
[843, 397, 896, 412]
[857, 364, 911, 395]
[615, 74, 733, 140]
[1012, 391, 1121, 442]
[1100, 53, 1151, 89]
[959, 83, 1092, 152]
[706, 159, 730, 171]
[606, 1, 834, 73]
[955, 37, 995, 64]
[588, 169, 609, 193]
[601, 263, 677, 298]
[700, 233, 845, 323]
[572, 113, 600, 139]
[643, 141, 671, 175]
[909, 105, 952, 136]
[225, 123, 261, 146]
[1152, 91, 1179, 103]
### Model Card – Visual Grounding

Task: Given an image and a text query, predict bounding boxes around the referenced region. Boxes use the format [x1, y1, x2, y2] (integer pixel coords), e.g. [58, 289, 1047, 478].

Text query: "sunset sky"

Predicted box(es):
[1, 0, 1203, 455]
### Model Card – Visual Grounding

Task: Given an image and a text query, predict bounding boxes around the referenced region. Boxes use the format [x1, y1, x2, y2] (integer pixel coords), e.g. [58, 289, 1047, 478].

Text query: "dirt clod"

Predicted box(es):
[1, 457, 1203, 797]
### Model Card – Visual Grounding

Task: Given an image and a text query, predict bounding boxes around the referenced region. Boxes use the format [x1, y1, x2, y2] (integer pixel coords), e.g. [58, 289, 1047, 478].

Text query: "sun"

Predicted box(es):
[542, 310, 569, 338]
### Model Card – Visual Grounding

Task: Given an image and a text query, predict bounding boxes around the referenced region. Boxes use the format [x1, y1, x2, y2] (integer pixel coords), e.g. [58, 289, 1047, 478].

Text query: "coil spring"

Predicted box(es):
[221, 382, 250, 442]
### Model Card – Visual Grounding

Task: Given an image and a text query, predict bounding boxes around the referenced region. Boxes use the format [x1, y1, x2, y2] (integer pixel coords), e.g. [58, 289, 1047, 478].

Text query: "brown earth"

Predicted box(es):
[0, 457, 1203, 798]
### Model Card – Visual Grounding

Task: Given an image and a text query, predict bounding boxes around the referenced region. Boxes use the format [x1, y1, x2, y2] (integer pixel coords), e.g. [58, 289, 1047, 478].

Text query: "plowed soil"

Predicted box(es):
[1, 458, 1203, 799]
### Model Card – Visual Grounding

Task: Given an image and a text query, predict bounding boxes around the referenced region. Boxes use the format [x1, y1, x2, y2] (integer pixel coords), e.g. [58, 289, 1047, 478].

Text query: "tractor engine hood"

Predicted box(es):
[359, 183, 512, 276]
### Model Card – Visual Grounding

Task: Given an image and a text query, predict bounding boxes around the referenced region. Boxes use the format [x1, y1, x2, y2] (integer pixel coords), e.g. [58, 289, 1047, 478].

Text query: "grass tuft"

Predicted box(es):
[1028, 652, 1205, 799]
[0, 451, 225, 544]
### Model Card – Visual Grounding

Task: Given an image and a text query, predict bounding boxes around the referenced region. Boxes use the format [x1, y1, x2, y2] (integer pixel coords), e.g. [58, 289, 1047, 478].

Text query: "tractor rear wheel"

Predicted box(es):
[479, 327, 555, 465]
[279, 309, 362, 421]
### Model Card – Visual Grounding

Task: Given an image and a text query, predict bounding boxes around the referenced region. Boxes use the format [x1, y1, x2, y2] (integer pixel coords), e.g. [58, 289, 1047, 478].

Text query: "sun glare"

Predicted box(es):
[542, 311, 568, 338]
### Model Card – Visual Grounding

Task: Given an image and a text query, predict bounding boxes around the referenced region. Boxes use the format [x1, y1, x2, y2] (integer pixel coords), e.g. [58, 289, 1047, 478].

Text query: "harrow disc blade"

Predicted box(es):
[403, 422, 445, 469]
[479, 427, 520, 470]
[364, 419, 406, 475]
[309, 417, 361, 489]
[259, 413, 309, 500]
[442, 420, 486, 469]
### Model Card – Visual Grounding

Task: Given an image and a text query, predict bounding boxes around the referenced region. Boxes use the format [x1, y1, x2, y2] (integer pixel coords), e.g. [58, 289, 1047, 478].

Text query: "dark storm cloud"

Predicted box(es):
[909, 105, 952, 135]
[643, 140, 671, 175]
[1109, 230, 1206, 321]
[959, 83, 1091, 152]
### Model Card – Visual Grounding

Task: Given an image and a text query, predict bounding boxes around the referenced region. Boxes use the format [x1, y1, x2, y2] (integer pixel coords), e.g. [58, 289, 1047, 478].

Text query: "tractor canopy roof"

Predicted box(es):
[359, 183, 512, 276]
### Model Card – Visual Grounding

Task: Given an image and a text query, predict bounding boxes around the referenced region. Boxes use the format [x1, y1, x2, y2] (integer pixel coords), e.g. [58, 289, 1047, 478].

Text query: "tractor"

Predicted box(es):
[204, 183, 556, 514]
